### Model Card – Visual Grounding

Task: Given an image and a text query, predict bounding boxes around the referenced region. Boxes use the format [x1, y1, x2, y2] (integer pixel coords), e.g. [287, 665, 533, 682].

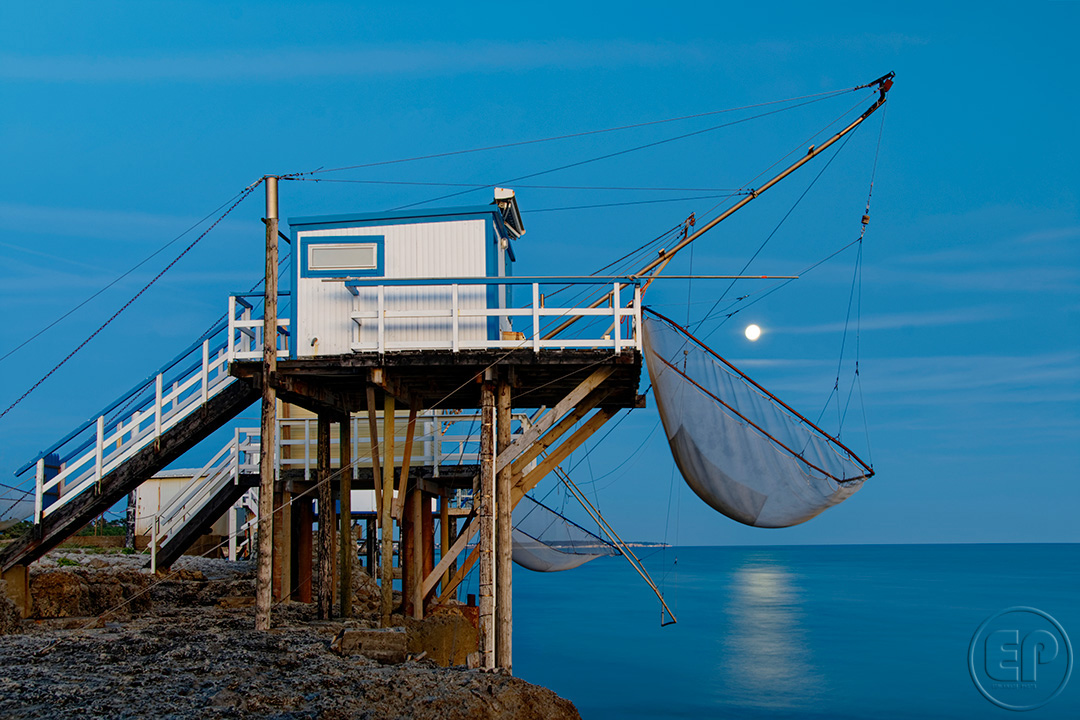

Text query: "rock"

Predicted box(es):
[217, 595, 255, 609]
[330, 627, 408, 663]
[0, 581, 21, 635]
[30, 570, 89, 618]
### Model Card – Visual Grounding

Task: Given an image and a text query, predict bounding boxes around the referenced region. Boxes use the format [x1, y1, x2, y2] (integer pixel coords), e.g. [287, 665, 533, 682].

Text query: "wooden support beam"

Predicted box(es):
[365, 386, 383, 515]
[270, 373, 355, 418]
[496, 378, 513, 673]
[392, 401, 420, 520]
[316, 415, 334, 620]
[478, 379, 496, 670]
[494, 366, 614, 475]
[339, 414, 353, 618]
[512, 408, 618, 505]
[380, 393, 395, 627]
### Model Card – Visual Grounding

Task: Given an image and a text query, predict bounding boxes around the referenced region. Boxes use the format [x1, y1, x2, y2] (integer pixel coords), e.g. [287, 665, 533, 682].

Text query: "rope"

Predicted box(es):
[0, 185, 260, 368]
[388, 94, 853, 212]
[295, 86, 861, 178]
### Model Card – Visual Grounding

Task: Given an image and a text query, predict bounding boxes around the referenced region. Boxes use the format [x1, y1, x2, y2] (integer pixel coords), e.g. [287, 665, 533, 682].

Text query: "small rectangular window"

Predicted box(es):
[308, 243, 377, 272]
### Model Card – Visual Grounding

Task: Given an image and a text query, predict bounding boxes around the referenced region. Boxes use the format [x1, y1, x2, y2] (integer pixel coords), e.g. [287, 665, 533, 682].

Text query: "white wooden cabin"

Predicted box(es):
[287, 188, 524, 358]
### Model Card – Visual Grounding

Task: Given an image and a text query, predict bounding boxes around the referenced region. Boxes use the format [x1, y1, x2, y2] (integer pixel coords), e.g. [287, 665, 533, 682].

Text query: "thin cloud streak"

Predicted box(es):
[772, 306, 1007, 335]
[0, 36, 927, 83]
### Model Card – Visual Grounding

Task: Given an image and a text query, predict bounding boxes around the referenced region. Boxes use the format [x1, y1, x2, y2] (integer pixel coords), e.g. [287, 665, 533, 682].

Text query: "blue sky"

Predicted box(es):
[0, 2, 1076, 545]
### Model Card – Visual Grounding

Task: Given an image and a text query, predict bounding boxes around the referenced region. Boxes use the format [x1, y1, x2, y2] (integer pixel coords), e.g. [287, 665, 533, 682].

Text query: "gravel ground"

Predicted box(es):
[0, 552, 579, 720]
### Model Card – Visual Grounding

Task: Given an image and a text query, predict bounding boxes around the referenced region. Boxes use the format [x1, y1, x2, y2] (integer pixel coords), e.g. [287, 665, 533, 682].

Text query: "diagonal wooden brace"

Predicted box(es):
[509, 386, 613, 477]
[437, 544, 480, 604]
[511, 407, 618, 506]
[391, 400, 420, 521]
[435, 407, 621, 601]
[365, 386, 382, 515]
[494, 366, 614, 475]
[421, 514, 477, 598]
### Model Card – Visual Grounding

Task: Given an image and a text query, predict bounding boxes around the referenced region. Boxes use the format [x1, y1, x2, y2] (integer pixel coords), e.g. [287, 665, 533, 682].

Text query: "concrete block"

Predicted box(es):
[330, 627, 407, 664]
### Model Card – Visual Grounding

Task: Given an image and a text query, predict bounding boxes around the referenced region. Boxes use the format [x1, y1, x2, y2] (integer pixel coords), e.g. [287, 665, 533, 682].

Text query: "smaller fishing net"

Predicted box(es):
[512, 494, 619, 572]
[643, 310, 874, 528]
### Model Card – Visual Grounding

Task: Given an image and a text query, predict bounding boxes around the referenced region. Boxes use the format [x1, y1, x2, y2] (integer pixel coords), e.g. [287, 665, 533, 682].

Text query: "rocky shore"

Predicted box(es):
[0, 551, 579, 720]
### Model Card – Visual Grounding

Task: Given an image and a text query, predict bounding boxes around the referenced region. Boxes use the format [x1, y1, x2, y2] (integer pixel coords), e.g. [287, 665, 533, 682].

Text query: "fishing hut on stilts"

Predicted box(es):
[0, 73, 892, 674]
[238, 182, 644, 671]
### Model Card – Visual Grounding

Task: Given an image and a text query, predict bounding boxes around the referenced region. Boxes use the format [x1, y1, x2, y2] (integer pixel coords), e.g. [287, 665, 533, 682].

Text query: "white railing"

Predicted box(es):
[227, 293, 291, 361]
[34, 338, 235, 525]
[149, 428, 259, 571]
[277, 411, 533, 480]
[346, 280, 642, 354]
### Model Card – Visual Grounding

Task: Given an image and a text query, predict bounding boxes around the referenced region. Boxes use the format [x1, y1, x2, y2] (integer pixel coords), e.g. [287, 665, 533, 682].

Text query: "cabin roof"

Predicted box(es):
[288, 204, 515, 238]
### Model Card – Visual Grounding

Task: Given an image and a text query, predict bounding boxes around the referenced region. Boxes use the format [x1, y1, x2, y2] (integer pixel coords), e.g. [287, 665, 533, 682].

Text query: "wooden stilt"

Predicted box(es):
[339, 415, 353, 618]
[380, 392, 396, 627]
[401, 490, 416, 616]
[496, 379, 513, 673]
[365, 517, 376, 577]
[293, 497, 313, 602]
[317, 415, 333, 620]
[422, 490, 435, 597]
[409, 485, 424, 619]
[439, 496, 451, 595]
[478, 379, 496, 669]
[271, 487, 291, 601]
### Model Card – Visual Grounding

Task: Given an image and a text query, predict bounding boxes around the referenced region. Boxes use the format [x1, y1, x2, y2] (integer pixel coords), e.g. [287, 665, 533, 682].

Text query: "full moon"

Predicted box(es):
[744, 324, 762, 341]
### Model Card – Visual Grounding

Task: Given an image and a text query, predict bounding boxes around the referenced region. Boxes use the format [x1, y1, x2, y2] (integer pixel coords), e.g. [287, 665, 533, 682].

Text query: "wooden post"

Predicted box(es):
[255, 175, 278, 632]
[380, 392, 396, 626]
[496, 378, 513, 673]
[317, 415, 334, 620]
[478, 378, 496, 669]
[339, 414, 353, 618]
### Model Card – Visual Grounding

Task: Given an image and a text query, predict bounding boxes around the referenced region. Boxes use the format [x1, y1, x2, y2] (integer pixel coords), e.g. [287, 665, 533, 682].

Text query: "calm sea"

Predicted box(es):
[508, 544, 1079, 719]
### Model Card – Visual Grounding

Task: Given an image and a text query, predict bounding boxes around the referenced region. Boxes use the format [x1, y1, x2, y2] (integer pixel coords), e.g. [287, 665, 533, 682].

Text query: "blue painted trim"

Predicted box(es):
[300, 235, 384, 279]
[486, 222, 498, 340]
[288, 224, 298, 358]
[289, 206, 513, 243]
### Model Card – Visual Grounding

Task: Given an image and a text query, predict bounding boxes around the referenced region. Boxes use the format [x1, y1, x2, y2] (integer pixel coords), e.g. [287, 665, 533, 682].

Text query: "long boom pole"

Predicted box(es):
[543, 72, 894, 340]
